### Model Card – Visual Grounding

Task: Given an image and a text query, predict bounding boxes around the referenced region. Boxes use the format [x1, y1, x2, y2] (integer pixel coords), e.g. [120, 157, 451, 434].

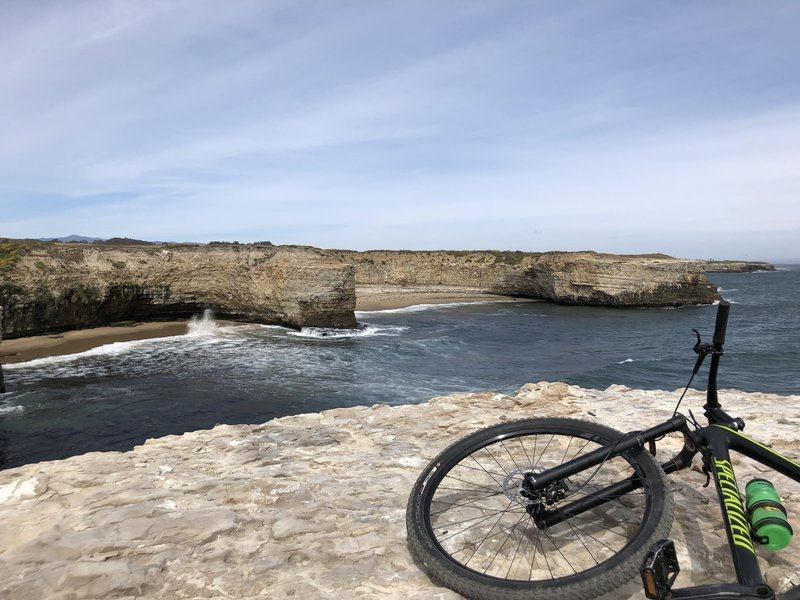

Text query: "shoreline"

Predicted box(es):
[1, 289, 523, 364]
[354, 285, 524, 311]
[0, 322, 190, 365]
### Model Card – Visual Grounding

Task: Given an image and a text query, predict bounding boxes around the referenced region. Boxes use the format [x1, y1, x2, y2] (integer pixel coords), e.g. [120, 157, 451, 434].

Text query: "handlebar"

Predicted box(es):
[712, 300, 731, 350]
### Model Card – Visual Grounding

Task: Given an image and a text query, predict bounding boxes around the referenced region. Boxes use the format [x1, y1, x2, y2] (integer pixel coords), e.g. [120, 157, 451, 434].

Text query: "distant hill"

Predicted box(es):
[38, 235, 102, 243]
[101, 237, 157, 246]
[35, 236, 158, 245]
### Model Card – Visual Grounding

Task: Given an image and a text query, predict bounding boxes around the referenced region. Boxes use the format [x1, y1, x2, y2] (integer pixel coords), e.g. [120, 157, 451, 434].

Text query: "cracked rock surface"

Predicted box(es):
[1, 382, 798, 599]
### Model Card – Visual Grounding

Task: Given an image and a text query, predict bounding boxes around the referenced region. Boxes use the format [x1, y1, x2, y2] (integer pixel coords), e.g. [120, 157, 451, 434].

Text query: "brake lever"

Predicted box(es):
[692, 329, 702, 353]
[691, 330, 707, 374]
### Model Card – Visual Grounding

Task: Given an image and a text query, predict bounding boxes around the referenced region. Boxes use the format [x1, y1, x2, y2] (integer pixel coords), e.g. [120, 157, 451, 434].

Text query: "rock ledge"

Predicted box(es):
[1, 383, 798, 599]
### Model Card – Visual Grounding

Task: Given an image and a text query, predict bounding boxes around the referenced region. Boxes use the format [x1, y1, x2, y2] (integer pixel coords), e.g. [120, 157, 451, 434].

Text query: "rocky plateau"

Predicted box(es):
[2, 244, 761, 340]
[334, 250, 722, 307]
[0, 382, 798, 599]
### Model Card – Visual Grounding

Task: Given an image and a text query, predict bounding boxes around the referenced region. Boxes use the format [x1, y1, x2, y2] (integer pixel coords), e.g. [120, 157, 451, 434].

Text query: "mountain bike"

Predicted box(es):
[406, 300, 799, 600]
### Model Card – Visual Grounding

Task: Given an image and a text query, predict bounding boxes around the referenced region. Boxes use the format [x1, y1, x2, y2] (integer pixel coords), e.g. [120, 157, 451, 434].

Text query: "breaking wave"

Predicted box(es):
[290, 324, 408, 340]
[188, 309, 219, 336]
[0, 400, 24, 415]
[356, 301, 499, 316]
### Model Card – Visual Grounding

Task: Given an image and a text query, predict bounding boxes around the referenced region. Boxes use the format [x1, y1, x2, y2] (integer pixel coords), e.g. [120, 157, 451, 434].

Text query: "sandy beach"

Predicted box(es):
[0, 287, 523, 364]
[354, 285, 521, 311]
[0, 322, 190, 365]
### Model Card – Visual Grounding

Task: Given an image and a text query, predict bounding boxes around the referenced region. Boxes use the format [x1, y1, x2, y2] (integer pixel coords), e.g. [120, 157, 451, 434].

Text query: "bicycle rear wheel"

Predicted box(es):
[406, 418, 674, 600]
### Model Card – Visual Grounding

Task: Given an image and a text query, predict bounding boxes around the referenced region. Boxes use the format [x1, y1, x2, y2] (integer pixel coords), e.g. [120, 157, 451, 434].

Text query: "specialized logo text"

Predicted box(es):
[714, 458, 755, 554]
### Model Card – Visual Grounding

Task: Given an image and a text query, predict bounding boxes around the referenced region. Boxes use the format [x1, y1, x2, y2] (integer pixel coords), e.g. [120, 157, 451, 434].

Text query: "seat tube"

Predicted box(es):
[705, 428, 764, 587]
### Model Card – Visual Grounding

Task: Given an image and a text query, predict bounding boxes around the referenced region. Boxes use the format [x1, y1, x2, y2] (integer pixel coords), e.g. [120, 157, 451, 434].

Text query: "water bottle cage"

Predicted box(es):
[747, 498, 794, 544]
[747, 499, 788, 518]
[751, 519, 794, 545]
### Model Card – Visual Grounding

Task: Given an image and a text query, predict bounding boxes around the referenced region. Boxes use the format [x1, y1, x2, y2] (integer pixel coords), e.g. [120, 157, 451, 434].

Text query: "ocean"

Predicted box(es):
[1, 266, 797, 470]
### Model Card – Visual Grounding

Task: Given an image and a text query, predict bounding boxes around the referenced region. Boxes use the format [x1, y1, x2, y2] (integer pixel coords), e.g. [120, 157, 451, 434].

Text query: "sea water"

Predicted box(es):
[1, 267, 797, 469]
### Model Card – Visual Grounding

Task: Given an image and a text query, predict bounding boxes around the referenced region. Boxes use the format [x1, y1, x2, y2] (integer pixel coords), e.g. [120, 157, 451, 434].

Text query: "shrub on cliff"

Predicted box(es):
[0, 243, 23, 272]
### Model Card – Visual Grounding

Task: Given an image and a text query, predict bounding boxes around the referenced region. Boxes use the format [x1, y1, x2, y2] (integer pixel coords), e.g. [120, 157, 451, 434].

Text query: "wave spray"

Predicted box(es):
[187, 309, 218, 336]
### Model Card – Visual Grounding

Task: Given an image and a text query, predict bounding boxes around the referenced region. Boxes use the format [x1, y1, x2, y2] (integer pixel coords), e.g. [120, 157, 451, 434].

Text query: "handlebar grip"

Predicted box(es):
[712, 300, 731, 349]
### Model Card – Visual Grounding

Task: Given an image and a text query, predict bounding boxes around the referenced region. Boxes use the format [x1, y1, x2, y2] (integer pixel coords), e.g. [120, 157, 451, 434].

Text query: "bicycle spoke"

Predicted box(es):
[429, 493, 513, 517]
[436, 474, 506, 495]
[516, 434, 533, 468]
[482, 511, 531, 574]
[469, 453, 507, 487]
[451, 460, 507, 478]
[428, 429, 654, 582]
[500, 439, 524, 473]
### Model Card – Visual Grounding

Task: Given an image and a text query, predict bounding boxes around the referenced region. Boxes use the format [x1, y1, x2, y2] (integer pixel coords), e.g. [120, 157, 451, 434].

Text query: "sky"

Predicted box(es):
[2, 1, 799, 261]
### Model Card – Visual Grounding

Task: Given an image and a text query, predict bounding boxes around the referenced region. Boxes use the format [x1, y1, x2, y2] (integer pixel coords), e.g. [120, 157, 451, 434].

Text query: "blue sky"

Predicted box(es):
[2, 1, 799, 261]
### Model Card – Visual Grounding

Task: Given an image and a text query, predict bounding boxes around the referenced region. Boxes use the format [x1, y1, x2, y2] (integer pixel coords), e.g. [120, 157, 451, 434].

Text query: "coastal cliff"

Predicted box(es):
[0, 313, 4, 393]
[1, 244, 725, 340]
[697, 260, 777, 273]
[336, 250, 720, 307]
[0, 244, 356, 339]
[0, 383, 797, 599]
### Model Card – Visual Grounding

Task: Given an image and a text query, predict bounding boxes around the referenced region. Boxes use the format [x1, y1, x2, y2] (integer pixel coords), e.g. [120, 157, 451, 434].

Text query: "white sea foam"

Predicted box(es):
[289, 325, 407, 340]
[187, 309, 219, 336]
[12, 325, 211, 369]
[8, 310, 228, 370]
[0, 401, 24, 415]
[618, 358, 635, 364]
[356, 301, 496, 316]
[3, 339, 146, 370]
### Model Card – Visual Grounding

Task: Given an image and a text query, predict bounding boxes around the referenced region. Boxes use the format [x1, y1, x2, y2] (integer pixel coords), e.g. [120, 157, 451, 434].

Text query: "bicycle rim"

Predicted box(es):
[409, 418, 672, 599]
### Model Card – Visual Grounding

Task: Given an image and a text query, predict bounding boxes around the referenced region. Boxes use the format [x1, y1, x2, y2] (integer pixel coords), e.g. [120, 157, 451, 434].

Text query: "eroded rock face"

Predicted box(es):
[0, 383, 797, 599]
[0, 245, 728, 339]
[519, 252, 720, 306]
[335, 250, 721, 307]
[0, 245, 356, 338]
[697, 260, 777, 273]
[0, 311, 4, 393]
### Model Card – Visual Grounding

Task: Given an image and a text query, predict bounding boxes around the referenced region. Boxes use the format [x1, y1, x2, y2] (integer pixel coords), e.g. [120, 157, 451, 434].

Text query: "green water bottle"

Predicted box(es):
[745, 479, 793, 550]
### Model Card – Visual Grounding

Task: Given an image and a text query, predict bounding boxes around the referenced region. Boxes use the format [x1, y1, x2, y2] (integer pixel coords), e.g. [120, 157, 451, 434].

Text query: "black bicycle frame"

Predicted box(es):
[525, 418, 800, 598]
[525, 301, 800, 598]
[703, 424, 800, 590]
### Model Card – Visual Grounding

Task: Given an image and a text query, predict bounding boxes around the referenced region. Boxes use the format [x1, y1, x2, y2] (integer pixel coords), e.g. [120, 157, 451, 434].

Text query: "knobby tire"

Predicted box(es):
[406, 418, 674, 600]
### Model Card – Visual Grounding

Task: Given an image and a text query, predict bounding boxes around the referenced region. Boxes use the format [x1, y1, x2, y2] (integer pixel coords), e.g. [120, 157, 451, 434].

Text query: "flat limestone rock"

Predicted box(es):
[1, 383, 798, 599]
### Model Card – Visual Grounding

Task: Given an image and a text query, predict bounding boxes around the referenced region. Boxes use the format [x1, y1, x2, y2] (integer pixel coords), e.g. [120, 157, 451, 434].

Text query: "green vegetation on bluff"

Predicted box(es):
[0, 242, 25, 272]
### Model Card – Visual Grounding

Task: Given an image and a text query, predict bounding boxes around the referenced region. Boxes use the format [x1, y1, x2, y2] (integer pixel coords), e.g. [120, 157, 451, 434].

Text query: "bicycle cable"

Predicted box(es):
[671, 369, 698, 418]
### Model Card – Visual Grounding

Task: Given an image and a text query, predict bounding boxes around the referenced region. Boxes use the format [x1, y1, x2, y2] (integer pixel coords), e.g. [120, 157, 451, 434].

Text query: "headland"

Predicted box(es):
[1, 243, 733, 344]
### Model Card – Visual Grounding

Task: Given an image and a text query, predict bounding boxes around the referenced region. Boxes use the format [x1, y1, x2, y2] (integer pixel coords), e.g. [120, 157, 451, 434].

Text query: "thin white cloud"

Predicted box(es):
[2, 1, 799, 261]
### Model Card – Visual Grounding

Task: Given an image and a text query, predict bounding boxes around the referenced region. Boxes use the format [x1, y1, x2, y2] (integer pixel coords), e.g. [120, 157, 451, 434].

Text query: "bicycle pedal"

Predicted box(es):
[640, 539, 680, 600]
